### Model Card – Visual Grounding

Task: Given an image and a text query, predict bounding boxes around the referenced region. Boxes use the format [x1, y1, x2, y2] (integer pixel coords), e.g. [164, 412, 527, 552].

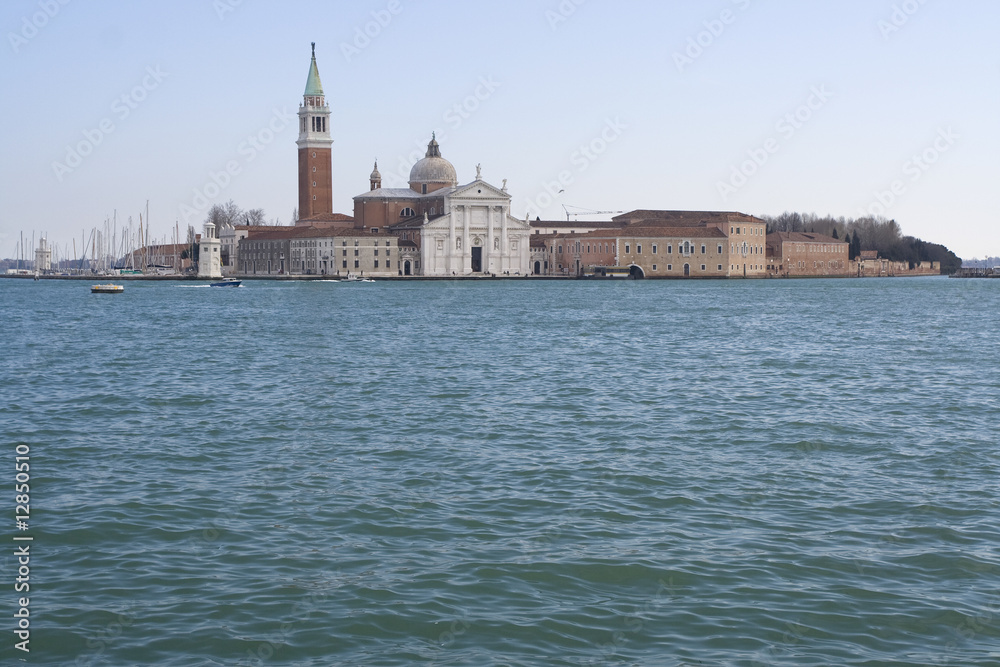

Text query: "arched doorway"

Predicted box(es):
[534, 261, 541, 275]
[683, 263, 690, 277]
[629, 265, 645, 280]
[404, 261, 412, 276]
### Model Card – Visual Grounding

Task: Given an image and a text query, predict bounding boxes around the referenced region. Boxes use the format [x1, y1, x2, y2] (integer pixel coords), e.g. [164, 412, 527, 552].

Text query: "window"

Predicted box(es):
[400, 208, 416, 218]
[667, 264, 672, 271]
[667, 245, 673, 254]
[372, 228, 379, 234]
[637, 245, 642, 254]
[354, 250, 359, 256]
[701, 245, 707, 254]
[718, 264, 723, 271]
[342, 260, 347, 268]
[625, 245, 630, 254]
[652, 244, 657, 254]
[312, 181, 317, 187]
[701, 264, 706, 271]
[312, 167, 316, 173]
[374, 260, 379, 268]
[355, 260, 360, 268]
[342, 249, 347, 257]
[558, 245, 563, 254]
[718, 244, 723, 254]
[652, 265, 657, 271]
[422, 184, 427, 194]
[374, 249, 379, 256]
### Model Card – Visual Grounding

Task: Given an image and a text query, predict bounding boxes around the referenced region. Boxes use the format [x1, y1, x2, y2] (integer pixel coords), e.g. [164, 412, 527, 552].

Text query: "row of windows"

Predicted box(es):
[625, 243, 722, 255]
[793, 244, 843, 253]
[731, 226, 763, 236]
[648, 264, 724, 272]
[290, 240, 393, 248]
[551, 243, 613, 255]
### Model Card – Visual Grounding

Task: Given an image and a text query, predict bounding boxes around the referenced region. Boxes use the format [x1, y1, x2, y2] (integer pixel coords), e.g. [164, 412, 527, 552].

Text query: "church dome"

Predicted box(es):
[409, 134, 458, 191]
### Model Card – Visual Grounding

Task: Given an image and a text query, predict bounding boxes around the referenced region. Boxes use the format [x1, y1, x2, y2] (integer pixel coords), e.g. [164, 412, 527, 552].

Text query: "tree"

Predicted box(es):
[245, 208, 267, 226]
[850, 232, 862, 261]
[831, 228, 839, 240]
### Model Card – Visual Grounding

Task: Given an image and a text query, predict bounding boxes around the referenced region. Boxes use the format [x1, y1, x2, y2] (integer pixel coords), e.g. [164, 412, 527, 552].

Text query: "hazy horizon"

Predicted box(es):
[2, 0, 997, 260]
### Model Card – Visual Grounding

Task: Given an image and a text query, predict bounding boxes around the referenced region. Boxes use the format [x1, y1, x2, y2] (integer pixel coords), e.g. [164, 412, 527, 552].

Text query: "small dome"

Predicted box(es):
[409, 134, 457, 189]
[370, 161, 381, 180]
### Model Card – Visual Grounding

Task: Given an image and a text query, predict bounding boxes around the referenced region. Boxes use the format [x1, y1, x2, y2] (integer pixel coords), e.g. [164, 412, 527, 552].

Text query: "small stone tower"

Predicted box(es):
[370, 161, 382, 191]
[198, 221, 222, 278]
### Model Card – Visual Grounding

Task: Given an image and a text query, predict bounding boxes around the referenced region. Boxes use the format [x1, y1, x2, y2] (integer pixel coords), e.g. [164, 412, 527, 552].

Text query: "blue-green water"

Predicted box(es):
[2, 277, 1000, 666]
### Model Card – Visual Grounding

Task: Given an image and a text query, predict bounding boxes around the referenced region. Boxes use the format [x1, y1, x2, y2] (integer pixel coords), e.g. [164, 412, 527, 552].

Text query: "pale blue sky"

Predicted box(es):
[1, 0, 997, 259]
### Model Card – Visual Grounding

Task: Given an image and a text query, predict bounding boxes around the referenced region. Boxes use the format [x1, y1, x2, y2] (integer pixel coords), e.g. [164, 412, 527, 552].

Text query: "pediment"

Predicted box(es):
[448, 180, 511, 201]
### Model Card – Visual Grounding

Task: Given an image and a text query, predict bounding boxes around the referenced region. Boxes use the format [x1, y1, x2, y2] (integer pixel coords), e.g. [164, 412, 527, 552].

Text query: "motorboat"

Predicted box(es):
[91, 284, 124, 294]
[210, 279, 242, 287]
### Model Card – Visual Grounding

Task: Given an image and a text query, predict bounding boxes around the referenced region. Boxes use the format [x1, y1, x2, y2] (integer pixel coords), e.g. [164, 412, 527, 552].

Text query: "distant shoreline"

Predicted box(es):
[1, 273, 954, 283]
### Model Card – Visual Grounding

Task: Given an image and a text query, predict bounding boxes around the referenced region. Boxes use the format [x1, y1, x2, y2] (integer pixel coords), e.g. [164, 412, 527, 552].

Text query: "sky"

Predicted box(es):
[1, 0, 997, 261]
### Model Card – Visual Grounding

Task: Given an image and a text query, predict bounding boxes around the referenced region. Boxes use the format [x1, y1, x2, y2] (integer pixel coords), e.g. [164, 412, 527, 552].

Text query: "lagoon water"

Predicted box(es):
[2, 276, 1000, 666]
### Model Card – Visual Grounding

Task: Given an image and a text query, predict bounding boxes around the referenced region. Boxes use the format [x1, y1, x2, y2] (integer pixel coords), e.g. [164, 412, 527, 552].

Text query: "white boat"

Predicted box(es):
[91, 283, 124, 294]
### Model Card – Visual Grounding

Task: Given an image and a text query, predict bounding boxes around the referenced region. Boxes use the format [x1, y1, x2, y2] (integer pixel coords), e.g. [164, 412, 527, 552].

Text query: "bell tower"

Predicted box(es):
[297, 42, 333, 222]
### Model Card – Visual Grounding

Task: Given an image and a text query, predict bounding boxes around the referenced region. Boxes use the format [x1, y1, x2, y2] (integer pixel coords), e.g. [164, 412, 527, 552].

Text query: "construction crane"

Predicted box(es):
[562, 205, 623, 221]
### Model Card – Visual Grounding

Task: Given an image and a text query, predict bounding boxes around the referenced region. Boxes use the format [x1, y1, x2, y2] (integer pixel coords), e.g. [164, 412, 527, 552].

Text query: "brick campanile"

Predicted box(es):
[296, 43, 333, 221]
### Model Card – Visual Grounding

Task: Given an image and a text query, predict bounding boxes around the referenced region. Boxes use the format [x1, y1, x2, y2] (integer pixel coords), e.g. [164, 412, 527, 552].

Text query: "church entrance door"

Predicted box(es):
[404, 261, 412, 276]
[471, 247, 483, 273]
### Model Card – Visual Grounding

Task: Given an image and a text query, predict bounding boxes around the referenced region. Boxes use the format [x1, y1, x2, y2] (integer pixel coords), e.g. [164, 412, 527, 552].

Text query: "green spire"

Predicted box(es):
[304, 42, 324, 97]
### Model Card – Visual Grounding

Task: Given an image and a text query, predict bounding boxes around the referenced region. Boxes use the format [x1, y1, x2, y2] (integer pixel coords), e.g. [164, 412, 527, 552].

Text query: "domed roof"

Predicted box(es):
[370, 160, 381, 180]
[409, 134, 457, 188]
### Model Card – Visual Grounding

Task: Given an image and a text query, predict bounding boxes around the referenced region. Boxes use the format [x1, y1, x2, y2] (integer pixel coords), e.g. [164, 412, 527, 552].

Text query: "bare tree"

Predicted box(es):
[245, 208, 267, 226]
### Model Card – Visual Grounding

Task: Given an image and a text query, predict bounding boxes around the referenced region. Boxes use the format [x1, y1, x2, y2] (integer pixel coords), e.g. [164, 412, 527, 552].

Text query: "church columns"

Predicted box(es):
[448, 214, 456, 275]
[463, 205, 471, 274]
[486, 206, 495, 274]
[501, 213, 509, 273]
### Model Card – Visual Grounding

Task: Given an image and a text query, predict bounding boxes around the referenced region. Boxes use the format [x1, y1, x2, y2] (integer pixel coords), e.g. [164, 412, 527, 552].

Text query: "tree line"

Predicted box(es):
[761, 212, 962, 274]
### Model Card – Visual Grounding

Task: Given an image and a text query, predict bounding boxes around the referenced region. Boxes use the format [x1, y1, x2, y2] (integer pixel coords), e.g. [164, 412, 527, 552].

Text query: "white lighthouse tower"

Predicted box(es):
[198, 221, 222, 278]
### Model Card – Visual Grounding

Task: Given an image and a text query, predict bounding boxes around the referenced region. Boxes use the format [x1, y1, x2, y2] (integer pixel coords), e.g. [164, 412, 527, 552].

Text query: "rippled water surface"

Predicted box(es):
[2, 276, 1000, 666]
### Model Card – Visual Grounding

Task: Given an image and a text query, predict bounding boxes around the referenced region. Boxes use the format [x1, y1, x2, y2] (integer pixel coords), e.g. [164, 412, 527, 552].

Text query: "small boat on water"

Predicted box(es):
[210, 278, 242, 287]
[342, 274, 374, 283]
[91, 284, 124, 294]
